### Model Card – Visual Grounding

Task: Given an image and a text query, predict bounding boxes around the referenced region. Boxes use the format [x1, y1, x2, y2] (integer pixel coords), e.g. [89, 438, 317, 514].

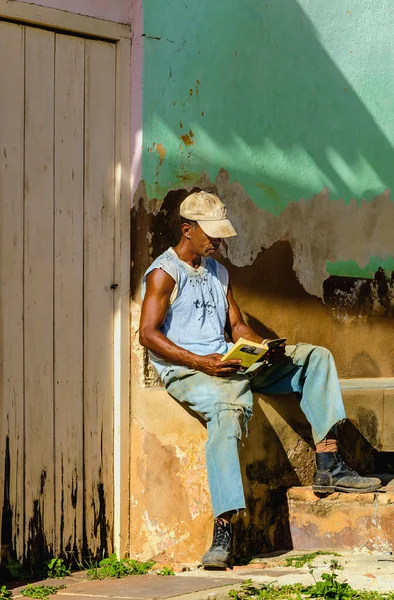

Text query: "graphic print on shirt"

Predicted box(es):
[189, 274, 217, 321]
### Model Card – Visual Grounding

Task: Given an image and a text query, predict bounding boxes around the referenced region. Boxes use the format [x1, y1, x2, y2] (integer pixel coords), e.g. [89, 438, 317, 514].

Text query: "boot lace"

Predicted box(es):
[212, 518, 231, 548]
[337, 455, 359, 477]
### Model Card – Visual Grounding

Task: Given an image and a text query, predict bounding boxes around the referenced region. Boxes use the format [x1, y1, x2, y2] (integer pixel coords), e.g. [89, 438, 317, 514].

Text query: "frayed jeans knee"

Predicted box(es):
[164, 367, 253, 517]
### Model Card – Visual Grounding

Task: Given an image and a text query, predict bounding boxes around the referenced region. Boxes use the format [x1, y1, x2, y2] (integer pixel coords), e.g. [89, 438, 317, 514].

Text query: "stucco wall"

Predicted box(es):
[130, 0, 394, 564]
[142, 0, 394, 279]
[137, 0, 394, 373]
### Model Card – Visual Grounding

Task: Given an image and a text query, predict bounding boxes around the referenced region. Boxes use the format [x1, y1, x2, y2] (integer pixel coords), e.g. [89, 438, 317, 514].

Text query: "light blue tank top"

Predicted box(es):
[141, 247, 232, 379]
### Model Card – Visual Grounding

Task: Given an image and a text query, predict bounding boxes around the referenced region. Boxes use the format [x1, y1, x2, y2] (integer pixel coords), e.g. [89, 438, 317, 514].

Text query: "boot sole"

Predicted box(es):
[202, 561, 229, 569]
[312, 483, 383, 494]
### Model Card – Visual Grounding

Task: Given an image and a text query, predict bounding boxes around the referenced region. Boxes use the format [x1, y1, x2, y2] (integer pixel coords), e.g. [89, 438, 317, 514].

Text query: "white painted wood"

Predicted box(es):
[54, 33, 85, 557]
[0, 0, 130, 40]
[83, 38, 116, 557]
[0, 15, 130, 560]
[113, 36, 131, 558]
[0, 20, 25, 559]
[24, 26, 55, 557]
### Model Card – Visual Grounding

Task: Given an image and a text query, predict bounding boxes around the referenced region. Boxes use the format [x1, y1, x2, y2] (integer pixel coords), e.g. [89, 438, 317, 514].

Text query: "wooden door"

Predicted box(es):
[0, 19, 119, 560]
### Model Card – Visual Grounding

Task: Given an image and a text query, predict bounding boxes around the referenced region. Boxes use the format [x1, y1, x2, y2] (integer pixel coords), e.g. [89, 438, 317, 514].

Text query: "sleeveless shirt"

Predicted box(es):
[141, 247, 232, 379]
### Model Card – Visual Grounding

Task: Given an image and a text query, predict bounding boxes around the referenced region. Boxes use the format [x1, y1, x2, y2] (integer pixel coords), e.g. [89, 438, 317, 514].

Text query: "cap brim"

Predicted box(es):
[197, 219, 237, 238]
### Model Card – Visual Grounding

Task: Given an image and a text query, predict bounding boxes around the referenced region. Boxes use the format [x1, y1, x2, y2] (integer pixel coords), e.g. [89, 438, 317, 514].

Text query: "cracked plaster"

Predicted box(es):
[135, 169, 394, 299]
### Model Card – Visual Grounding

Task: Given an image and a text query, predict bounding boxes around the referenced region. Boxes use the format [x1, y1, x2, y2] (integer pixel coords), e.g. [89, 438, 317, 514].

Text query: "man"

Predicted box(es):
[139, 191, 381, 568]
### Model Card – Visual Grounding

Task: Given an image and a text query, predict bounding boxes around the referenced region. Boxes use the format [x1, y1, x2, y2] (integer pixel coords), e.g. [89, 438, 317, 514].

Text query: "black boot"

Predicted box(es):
[201, 518, 233, 568]
[313, 452, 382, 493]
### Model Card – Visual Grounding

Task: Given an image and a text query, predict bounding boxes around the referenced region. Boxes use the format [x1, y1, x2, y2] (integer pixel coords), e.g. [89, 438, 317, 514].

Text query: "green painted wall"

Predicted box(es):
[142, 0, 394, 278]
[327, 257, 394, 279]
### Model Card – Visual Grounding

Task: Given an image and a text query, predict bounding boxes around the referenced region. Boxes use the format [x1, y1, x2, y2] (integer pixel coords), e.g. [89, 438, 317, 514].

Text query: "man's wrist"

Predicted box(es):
[184, 351, 202, 370]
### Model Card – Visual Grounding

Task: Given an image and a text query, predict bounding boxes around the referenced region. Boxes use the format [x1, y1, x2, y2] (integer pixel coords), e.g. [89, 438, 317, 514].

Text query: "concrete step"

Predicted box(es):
[287, 482, 394, 552]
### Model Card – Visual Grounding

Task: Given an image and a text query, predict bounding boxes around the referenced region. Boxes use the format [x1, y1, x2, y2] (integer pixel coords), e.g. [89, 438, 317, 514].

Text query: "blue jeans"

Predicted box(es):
[163, 344, 346, 518]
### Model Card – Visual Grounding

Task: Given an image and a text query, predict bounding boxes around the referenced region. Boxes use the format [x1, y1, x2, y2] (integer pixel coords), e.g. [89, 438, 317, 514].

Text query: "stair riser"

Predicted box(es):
[288, 489, 394, 552]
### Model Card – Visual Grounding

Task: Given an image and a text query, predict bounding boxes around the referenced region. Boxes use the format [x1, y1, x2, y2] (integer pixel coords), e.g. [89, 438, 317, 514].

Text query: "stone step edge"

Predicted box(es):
[339, 378, 394, 390]
[287, 485, 394, 504]
[145, 378, 394, 392]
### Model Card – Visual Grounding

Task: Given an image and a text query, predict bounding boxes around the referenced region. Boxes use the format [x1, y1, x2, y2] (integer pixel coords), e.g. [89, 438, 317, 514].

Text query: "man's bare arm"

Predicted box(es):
[139, 269, 241, 377]
[226, 283, 264, 343]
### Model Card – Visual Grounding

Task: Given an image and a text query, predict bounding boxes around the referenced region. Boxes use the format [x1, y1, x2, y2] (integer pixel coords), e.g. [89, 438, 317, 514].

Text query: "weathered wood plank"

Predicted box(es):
[24, 26, 55, 559]
[54, 33, 85, 558]
[113, 36, 131, 558]
[0, 20, 25, 559]
[83, 38, 116, 557]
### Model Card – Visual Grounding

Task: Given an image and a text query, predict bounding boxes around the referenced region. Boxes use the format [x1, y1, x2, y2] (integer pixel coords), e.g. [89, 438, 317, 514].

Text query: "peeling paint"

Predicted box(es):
[131, 177, 394, 379]
[174, 445, 210, 520]
[327, 256, 394, 279]
[288, 488, 394, 552]
[133, 170, 394, 299]
[179, 131, 194, 147]
[130, 170, 394, 563]
[141, 510, 190, 554]
[215, 171, 394, 299]
[324, 269, 394, 320]
[154, 143, 166, 166]
[129, 411, 212, 561]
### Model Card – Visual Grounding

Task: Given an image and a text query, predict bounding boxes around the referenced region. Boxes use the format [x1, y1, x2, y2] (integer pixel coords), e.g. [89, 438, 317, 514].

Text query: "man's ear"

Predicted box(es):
[181, 223, 192, 239]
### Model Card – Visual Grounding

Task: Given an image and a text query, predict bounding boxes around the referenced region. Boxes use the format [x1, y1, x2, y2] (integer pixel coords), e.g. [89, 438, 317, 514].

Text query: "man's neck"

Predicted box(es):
[173, 240, 202, 269]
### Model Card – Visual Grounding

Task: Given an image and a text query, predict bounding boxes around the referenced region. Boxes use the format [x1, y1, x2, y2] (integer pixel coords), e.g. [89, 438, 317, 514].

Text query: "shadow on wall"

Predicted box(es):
[143, 0, 394, 208]
[139, 0, 394, 373]
[235, 396, 311, 558]
[131, 189, 394, 380]
[132, 0, 394, 561]
[235, 395, 382, 559]
[324, 269, 394, 318]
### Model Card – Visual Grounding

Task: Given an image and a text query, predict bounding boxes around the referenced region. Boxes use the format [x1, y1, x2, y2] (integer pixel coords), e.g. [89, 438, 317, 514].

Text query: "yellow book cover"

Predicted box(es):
[221, 337, 269, 369]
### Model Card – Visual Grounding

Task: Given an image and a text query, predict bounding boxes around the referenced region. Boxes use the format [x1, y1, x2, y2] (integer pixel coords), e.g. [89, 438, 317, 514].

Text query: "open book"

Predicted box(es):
[221, 337, 286, 370]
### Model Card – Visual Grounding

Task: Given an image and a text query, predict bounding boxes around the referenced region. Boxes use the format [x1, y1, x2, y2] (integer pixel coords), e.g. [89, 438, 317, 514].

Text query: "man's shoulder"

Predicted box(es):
[143, 248, 181, 288]
[144, 248, 177, 274]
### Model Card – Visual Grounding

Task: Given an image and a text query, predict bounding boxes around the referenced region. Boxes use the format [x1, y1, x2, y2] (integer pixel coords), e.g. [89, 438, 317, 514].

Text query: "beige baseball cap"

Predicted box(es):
[179, 191, 237, 238]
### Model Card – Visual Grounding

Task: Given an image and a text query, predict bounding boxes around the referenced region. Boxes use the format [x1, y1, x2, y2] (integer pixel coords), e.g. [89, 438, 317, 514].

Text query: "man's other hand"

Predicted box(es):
[265, 342, 286, 364]
[196, 353, 242, 377]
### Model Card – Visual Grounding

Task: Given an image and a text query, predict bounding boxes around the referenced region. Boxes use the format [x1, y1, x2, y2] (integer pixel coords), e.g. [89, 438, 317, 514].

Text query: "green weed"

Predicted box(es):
[84, 558, 101, 581]
[4, 558, 26, 580]
[328, 559, 343, 571]
[308, 571, 355, 599]
[86, 554, 155, 580]
[21, 585, 66, 600]
[127, 559, 156, 575]
[46, 558, 71, 579]
[157, 567, 175, 576]
[229, 579, 304, 600]
[285, 552, 342, 568]
[228, 570, 394, 600]
[0, 586, 12, 600]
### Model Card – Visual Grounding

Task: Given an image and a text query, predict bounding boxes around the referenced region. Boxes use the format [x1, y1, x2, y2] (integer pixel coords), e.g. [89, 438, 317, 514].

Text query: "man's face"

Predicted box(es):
[183, 223, 221, 257]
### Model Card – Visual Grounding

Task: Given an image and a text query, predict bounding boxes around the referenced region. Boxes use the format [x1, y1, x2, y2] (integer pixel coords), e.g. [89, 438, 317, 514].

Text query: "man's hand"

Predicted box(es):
[195, 353, 242, 377]
[265, 341, 287, 364]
